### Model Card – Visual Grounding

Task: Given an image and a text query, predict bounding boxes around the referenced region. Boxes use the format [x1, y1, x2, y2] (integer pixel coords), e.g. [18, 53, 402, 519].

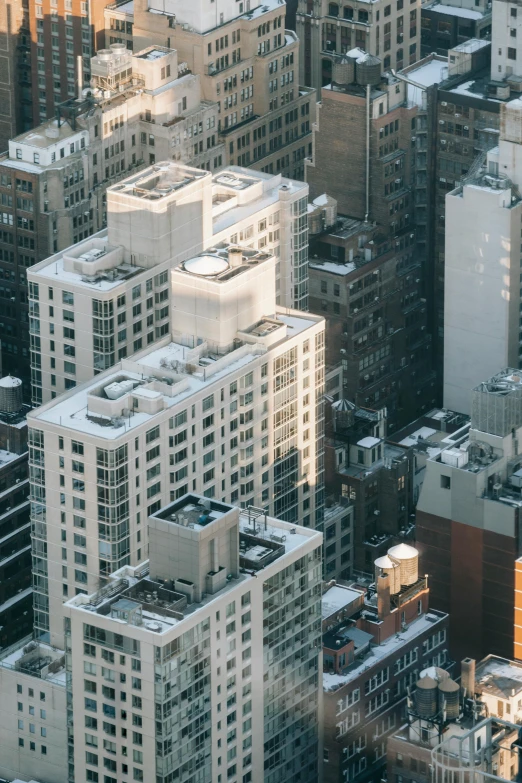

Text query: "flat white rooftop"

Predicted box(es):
[322, 585, 363, 621]
[424, 1, 486, 19]
[32, 311, 319, 438]
[67, 512, 321, 636]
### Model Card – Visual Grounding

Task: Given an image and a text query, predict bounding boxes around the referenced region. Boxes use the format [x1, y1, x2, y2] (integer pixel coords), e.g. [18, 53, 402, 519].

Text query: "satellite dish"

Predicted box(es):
[200, 498, 212, 511]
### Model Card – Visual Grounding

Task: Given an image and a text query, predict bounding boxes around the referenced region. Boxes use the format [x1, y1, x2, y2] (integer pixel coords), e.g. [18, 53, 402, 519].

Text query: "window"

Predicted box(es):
[440, 475, 451, 489]
[509, 47, 517, 59]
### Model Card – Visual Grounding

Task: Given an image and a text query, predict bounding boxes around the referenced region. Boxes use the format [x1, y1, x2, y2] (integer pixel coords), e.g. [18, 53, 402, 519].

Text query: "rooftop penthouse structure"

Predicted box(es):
[27, 161, 310, 404]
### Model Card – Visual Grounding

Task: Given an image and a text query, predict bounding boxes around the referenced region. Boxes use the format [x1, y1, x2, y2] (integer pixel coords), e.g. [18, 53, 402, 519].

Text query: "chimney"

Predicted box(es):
[228, 246, 243, 268]
[377, 573, 390, 620]
[461, 657, 475, 699]
[77, 55, 83, 100]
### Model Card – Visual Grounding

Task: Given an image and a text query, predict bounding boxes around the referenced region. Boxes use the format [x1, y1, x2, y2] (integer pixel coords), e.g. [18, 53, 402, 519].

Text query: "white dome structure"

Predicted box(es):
[183, 255, 229, 276]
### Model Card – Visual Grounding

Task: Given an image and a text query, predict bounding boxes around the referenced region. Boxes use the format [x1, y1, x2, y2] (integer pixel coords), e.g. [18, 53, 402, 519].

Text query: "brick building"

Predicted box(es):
[416, 369, 522, 662]
[322, 543, 451, 783]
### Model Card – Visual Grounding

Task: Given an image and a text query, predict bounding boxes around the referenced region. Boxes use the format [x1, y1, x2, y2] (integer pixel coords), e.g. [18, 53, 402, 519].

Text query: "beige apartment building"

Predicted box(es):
[27, 161, 310, 403]
[63, 497, 323, 783]
[27, 205, 325, 645]
[112, 0, 316, 179]
[296, 0, 421, 89]
[0, 43, 223, 386]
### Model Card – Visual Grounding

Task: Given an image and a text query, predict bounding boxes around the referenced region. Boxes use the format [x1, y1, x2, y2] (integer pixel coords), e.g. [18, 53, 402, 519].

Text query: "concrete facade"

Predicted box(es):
[0, 639, 67, 783]
[443, 100, 522, 413]
[27, 218, 325, 646]
[63, 498, 324, 783]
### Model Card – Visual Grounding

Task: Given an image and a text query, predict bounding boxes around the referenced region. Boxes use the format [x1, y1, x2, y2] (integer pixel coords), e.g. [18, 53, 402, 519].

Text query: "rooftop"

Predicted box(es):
[323, 608, 448, 692]
[211, 167, 307, 234]
[0, 639, 66, 686]
[336, 441, 408, 479]
[423, 1, 487, 20]
[322, 584, 364, 621]
[31, 311, 320, 439]
[11, 119, 81, 150]
[401, 55, 449, 106]
[0, 448, 25, 468]
[179, 245, 274, 282]
[109, 162, 209, 201]
[32, 234, 145, 291]
[453, 38, 490, 53]
[67, 508, 321, 636]
[475, 655, 522, 699]
[136, 47, 170, 61]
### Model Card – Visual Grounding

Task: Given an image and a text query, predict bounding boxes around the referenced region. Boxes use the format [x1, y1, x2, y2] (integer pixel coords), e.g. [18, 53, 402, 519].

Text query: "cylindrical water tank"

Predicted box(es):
[438, 679, 460, 720]
[331, 399, 356, 430]
[322, 195, 338, 227]
[419, 666, 450, 684]
[388, 543, 419, 586]
[415, 676, 438, 718]
[332, 56, 355, 85]
[0, 376, 23, 413]
[374, 554, 401, 594]
[308, 205, 323, 235]
[356, 54, 382, 86]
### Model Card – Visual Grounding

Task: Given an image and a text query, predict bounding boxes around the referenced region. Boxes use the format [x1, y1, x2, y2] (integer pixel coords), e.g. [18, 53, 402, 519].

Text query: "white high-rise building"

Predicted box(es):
[27, 223, 325, 646]
[28, 161, 310, 404]
[491, 0, 522, 82]
[443, 98, 522, 414]
[63, 495, 323, 783]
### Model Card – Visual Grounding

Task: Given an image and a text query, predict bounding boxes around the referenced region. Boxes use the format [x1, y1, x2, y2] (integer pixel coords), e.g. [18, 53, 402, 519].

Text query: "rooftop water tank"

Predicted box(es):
[331, 398, 356, 430]
[313, 193, 338, 227]
[332, 56, 355, 86]
[356, 54, 382, 86]
[415, 676, 438, 718]
[0, 376, 23, 413]
[388, 543, 419, 586]
[308, 205, 323, 235]
[374, 554, 401, 594]
[438, 678, 460, 720]
[419, 666, 450, 684]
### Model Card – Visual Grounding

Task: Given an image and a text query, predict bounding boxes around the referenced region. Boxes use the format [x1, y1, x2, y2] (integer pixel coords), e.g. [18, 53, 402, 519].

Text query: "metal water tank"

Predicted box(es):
[332, 56, 355, 86]
[415, 676, 438, 718]
[374, 554, 401, 594]
[438, 678, 460, 720]
[0, 376, 23, 413]
[355, 54, 382, 86]
[388, 543, 419, 586]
